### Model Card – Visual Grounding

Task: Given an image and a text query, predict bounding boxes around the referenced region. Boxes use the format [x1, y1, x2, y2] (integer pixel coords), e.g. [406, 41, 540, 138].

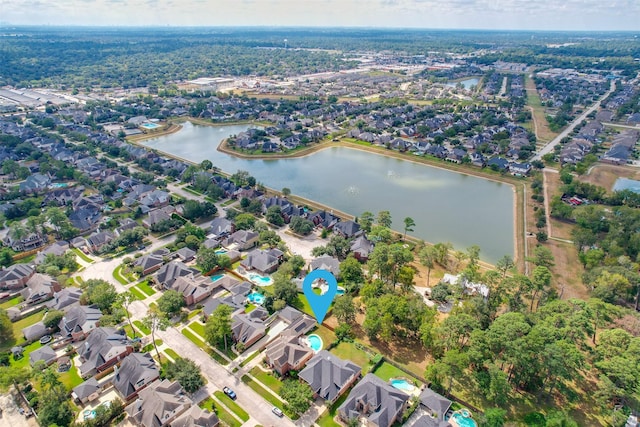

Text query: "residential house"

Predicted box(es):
[240, 248, 282, 275]
[59, 305, 103, 341]
[405, 388, 452, 427]
[169, 274, 217, 306]
[142, 206, 178, 229]
[48, 286, 83, 310]
[22, 321, 50, 342]
[350, 236, 374, 262]
[140, 190, 171, 209]
[135, 253, 166, 276]
[299, 350, 361, 404]
[126, 379, 193, 427]
[508, 162, 532, 176]
[171, 406, 219, 427]
[72, 377, 103, 404]
[29, 345, 57, 367]
[86, 230, 115, 253]
[34, 241, 69, 265]
[0, 264, 35, 290]
[264, 330, 314, 376]
[175, 247, 196, 263]
[113, 353, 160, 402]
[310, 256, 341, 277]
[487, 157, 509, 171]
[3, 232, 46, 252]
[156, 261, 200, 289]
[21, 273, 61, 305]
[231, 307, 269, 349]
[19, 173, 51, 193]
[338, 373, 410, 427]
[69, 203, 102, 232]
[78, 327, 133, 378]
[222, 230, 259, 251]
[208, 218, 235, 240]
[116, 218, 140, 235]
[308, 211, 340, 229]
[333, 220, 361, 238]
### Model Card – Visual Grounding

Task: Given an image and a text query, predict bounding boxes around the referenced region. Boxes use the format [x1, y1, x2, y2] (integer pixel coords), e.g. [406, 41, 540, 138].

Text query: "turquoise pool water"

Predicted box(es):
[51, 183, 68, 188]
[247, 292, 265, 305]
[210, 274, 224, 282]
[248, 273, 273, 286]
[307, 334, 323, 351]
[215, 249, 228, 255]
[83, 410, 96, 420]
[337, 286, 345, 295]
[141, 122, 160, 129]
[390, 378, 415, 392]
[452, 412, 477, 427]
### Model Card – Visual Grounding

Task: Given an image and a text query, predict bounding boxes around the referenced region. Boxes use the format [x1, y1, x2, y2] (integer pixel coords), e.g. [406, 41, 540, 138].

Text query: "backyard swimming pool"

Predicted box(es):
[390, 378, 415, 392]
[247, 292, 265, 305]
[306, 334, 323, 352]
[451, 410, 478, 427]
[248, 273, 273, 286]
[210, 274, 224, 282]
[141, 122, 160, 129]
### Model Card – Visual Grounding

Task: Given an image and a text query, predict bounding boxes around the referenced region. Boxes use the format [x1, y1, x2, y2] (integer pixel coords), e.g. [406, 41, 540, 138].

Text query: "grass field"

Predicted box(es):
[128, 286, 146, 300]
[72, 248, 94, 263]
[372, 361, 418, 384]
[199, 397, 242, 427]
[188, 320, 206, 338]
[135, 280, 156, 296]
[241, 375, 287, 414]
[112, 265, 130, 285]
[0, 296, 23, 309]
[316, 392, 350, 427]
[330, 342, 372, 372]
[182, 328, 207, 348]
[165, 348, 180, 361]
[214, 391, 250, 422]
[249, 367, 283, 394]
[239, 350, 262, 367]
[133, 320, 151, 335]
[1, 310, 45, 351]
[59, 366, 84, 391]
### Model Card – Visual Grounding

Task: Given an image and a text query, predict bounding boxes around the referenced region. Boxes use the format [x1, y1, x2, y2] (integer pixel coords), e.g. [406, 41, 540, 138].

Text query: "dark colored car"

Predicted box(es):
[223, 386, 236, 400]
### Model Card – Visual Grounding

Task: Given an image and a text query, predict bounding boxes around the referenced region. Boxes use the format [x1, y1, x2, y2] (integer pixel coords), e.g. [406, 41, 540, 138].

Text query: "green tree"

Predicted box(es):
[403, 216, 415, 240]
[529, 246, 555, 268]
[43, 309, 64, 329]
[333, 295, 356, 324]
[116, 292, 137, 338]
[279, 379, 314, 416]
[359, 211, 374, 233]
[234, 213, 256, 230]
[289, 216, 314, 235]
[419, 245, 437, 287]
[376, 210, 392, 228]
[496, 255, 514, 278]
[339, 255, 364, 289]
[478, 408, 507, 427]
[197, 248, 230, 273]
[272, 273, 298, 306]
[205, 304, 233, 352]
[157, 290, 186, 316]
[85, 279, 118, 312]
[200, 159, 213, 171]
[281, 187, 291, 196]
[163, 357, 204, 393]
[266, 205, 284, 226]
[142, 307, 170, 361]
[0, 309, 14, 345]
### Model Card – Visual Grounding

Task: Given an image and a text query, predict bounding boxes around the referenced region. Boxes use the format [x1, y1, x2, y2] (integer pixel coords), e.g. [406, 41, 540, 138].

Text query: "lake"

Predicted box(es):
[613, 177, 640, 193]
[446, 77, 480, 90]
[141, 122, 514, 263]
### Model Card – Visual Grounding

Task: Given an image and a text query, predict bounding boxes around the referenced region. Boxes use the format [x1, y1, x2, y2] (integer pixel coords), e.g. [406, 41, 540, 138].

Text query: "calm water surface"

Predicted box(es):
[141, 122, 514, 262]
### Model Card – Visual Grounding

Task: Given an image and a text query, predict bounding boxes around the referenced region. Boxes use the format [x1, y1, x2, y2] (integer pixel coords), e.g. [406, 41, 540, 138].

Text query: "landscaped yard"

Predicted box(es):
[128, 286, 146, 300]
[0, 296, 23, 309]
[136, 280, 156, 296]
[72, 248, 94, 263]
[181, 328, 207, 349]
[241, 375, 285, 411]
[132, 320, 151, 335]
[373, 361, 417, 384]
[330, 342, 373, 373]
[214, 391, 250, 422]
[10, 340, 42, 369]
[188, 320, 206, 338]
[316, 392, 350, 427]
[249, 367, 283, 394]
[1, 310, 45, 351]
[59, 366, 84, 391]
[112, 265, 130, 285]
[164, 348, 180, 361]
[313, 325, 337, 347]
[293, 294, 315, 317]
[199, 397, 241, 427]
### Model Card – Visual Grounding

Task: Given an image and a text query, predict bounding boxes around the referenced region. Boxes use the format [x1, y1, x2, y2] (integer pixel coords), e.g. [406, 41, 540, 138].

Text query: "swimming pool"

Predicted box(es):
[210, 274, 224, 282]
[51, 183, 68, 188]
[83, 409, 96, 420]
[390, 378, 415, 392]
[141, 122, 160, 130]
[248, 273, 273, 286]
[337, 286, 345, 295]
[451, 411, 478, 427]
[306, 334, 323, 351]
[247, 292, 265, 305]
[215, 249, 228, 255]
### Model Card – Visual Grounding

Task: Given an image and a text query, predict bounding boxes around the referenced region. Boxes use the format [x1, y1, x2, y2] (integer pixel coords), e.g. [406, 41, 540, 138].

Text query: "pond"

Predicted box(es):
[613, 177, 640, 193]
[446, 77, 480, 90]
[140, 121, 514, 263]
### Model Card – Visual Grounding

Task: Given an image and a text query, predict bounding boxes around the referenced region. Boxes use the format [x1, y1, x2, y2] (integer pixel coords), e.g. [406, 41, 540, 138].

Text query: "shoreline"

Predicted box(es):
[129, 118, 526, 269]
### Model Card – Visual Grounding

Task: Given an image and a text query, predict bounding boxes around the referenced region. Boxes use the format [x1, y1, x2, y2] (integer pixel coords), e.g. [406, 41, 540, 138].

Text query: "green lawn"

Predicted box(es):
[182, 328, 207, 349]
[136, 280, 156, 296]
[1, 310, 45, 351]
[313, 325, 337, 347]
[221, 199, 236, 207]
[133, 320, 151, 335]
[239, 350, 262, 367]
[241, 375, 285, 409]
[72, 248, 94, 263]
[123, 324, 136, 339]
[112, 265, 130, 285]
[0, 296, 23, 309]
[250, 367, 283, 394]
[165, 348, 180, 361]
[10, 340, 42, 369]
[214, 391, 250, 422]
[128, 286, 146, 300]
[373, 361, 418, 384]
[60, 366, 84, 391]
[187, 309, 202, 320]
[188, 321, 206, 338]
[244, 303, 256, 313]
[293, 294, 315, 317]
[316, 392, 350, 427]
[330, 342, 372, 372]
[199, 397, 241, 427]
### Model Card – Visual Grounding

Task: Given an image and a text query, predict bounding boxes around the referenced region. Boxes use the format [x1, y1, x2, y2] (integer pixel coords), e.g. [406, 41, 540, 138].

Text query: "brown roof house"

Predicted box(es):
[125, 379, 193, 427]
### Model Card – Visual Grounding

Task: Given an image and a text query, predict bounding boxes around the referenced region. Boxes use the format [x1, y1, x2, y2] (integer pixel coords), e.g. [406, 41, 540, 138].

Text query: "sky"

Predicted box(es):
[2, 0, 640, 31]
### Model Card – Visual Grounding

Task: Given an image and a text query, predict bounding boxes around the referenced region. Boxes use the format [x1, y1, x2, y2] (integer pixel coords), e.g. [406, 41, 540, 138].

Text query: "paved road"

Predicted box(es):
[532, 80, 616, 161]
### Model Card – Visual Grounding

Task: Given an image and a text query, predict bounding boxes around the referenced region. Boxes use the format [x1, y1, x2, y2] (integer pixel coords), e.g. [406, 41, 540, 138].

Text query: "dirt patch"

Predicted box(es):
[0, 392, 38, 427]
[525, 74, 558, 144]
[545, 239, 589, 300]
[583, 163, 640, 192]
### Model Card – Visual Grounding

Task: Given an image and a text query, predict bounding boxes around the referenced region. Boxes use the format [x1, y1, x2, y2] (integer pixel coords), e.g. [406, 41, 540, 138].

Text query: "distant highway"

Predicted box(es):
[532, 80, 617, 161]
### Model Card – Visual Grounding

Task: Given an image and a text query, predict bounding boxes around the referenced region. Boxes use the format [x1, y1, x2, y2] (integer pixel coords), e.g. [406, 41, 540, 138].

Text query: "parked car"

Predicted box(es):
[223, 386, 236, 400]
[272, 407, 284, 417]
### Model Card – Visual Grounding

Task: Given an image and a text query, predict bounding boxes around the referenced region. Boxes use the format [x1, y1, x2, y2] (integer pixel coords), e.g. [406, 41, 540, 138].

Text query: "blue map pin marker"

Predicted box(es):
[303, 269, 338, 324]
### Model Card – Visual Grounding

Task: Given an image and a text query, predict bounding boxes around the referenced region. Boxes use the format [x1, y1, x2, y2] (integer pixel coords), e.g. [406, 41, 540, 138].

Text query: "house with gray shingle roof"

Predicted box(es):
[29, 345, 57, 367]
[350, 236, 374, 262]
[125, 379, 192, 427]
[135, 253, 166, 276]
[21, 273, 60, 305]
[86, 230, 115, 253]
[22, 321, 50, 341]
[113, 352, 159, 401]
[264, 330, 314, 376]
[231, 307, 269, 349]
[48, 286, 83, 310]
[408, 388, 452, 427]
[169, 274, 218, 306]
[222, 230, 259, 251]
[208, 218, 235, 240]
[338, 373, 409, 427]
[19, 173, 51, 193]
[310, 256, 341, 277]
[59, 304, 103, 341]
[240, 248, 280, 274]
[0, 264, 35, 290]
[156, 261, 199, 289]
[78, 327, 133, 378]
[333, 220, 361, 238]
[171, 405, 219, 427]
[299, 350, 361, 404]
[72, 377, 102, 404]
[34, 241, 69, 265]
